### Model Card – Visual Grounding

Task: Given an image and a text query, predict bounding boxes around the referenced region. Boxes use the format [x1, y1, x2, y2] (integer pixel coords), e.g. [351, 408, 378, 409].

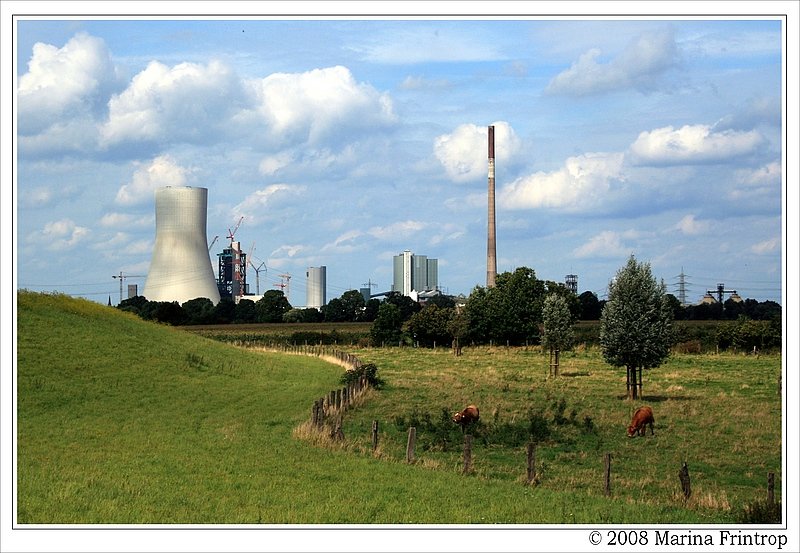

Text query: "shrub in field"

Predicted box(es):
[738, 499, 781, 524]
[340, 363, 384, 389]
[390, 397, 597, 452]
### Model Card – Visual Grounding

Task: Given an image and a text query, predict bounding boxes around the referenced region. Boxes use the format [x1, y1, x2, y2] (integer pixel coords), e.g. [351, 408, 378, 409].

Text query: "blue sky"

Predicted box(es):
[11, 12, 789, 306]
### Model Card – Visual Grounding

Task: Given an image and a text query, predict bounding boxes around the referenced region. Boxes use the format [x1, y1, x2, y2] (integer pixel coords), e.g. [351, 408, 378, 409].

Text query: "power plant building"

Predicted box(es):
[217, 242, 248, 300]
[306, 266, 327, 309]
[392, 250, 438, 297]
[143, 186, 221, 305]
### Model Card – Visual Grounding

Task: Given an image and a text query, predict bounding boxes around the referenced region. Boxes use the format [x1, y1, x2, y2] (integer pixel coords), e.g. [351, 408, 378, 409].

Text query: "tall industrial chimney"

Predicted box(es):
[487, 125, 497, 288]
[143, 186, 221, 305]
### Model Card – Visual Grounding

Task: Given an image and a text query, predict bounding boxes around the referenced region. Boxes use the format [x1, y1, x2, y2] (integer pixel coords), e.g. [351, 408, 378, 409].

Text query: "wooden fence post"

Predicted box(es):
[463, 434, 473, 474]
[330, 415, 344, 441]
[406, 427, 417, 463]
[604, 453, 612, 496]
[768, 472, 775, 506]
[526, 442, 537, 485]
[371, 420, 379, 452]
[679, 461, 691, 500]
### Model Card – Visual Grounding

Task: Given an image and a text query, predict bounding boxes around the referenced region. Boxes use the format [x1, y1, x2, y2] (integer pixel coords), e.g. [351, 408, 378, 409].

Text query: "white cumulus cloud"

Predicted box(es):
[252, 65, 396, 145]
[434, 121, 523, 183]
[750, 238, 779, 255]
[674, 214, 710, 235]
[573, 230, 634, 259]
[28, 218, 91, 251]
[101, 59, 244, 146]
[546, 29, 679, 96]
[232, 184, 306, 225]
[18, 32, 119, 136]
[367, 220, 428, 241]
[628, 124, 764, 165]
[499, 152, 624, 210]
[115, 155, 191, 206]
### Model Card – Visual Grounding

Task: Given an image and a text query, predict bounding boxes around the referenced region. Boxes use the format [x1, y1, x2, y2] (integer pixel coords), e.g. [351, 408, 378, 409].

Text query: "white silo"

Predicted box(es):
[143, 186, 221, 304]
[306, 266, 326, 309]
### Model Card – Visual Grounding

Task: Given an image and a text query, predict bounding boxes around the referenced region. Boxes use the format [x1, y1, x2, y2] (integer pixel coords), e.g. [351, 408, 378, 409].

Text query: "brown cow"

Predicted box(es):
[452, 405, 480, 428]
[627, 406, 655, 437]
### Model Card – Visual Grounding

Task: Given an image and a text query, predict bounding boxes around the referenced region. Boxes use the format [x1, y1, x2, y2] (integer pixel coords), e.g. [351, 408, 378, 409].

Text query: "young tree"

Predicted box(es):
[600, 256, 674, 400]
[542, 293, 575, 377]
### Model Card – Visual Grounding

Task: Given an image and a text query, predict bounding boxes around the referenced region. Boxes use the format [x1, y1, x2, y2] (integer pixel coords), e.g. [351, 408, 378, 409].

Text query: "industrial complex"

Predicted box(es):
[132, 128, 739, 311]
[133, 128, 559, 309]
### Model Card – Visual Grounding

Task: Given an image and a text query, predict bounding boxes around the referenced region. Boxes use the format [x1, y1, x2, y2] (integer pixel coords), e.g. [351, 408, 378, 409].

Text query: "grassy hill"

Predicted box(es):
[17, 291, 743, 524]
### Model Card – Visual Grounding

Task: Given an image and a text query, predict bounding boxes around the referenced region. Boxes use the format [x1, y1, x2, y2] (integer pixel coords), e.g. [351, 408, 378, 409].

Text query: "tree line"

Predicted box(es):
[117, 263, 781, 356]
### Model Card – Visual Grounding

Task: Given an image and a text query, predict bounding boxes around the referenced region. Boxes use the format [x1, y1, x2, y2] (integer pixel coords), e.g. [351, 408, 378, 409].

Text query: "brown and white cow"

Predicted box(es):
[627, 406, 655, 437]
[452, 405, 480, 429]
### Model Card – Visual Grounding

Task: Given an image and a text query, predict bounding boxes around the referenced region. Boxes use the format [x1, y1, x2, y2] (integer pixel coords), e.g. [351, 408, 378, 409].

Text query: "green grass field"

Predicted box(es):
[336, 345, 782, 518]
[16, 291, 781, 524]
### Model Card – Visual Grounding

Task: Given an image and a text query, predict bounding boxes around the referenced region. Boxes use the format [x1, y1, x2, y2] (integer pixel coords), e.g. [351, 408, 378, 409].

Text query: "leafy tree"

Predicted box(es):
[213, 298, 236, 324]
[182, 297, 215, 325]
[600, 256, 674, 400]
[424, 294, 456, 309]
[340, 290, 366, 321]
[542, 293, 575, 377]
[406, 304, 456, 347]
[234, 299, 257, 323]
[255, 290, 291, 323]
[448, 309, 469, 355]
[383, 291, 421, 321]
[148, 301, 186, 325]
[282, 308, 305, 323]
[300, 307, 323, 323]
[370, 302, 404, 346]
[577, 291, 602, 320]
[465, 267, 547, 345]
[321, 298, 347, 322]
[117, 295, 150, 316]
[664, 294, 683, 320]
[361, 298, 381, 322]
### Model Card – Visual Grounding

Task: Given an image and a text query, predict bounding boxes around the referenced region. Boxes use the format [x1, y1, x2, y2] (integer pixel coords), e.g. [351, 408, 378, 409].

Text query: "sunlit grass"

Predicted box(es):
[17, 292, 778, 524]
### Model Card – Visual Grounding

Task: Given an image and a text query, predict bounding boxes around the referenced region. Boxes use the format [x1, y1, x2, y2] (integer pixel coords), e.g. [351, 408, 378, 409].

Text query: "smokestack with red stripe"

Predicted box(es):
[487, 125, 497, 288]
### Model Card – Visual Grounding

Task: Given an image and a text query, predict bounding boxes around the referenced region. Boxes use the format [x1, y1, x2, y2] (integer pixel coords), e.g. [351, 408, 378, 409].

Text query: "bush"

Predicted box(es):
[738, 499, 781, 524]
[340, 363, 384, 389]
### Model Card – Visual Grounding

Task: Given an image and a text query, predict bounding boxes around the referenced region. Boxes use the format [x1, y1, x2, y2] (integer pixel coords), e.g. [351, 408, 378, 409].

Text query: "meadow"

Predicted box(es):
[332, 345, 782, 518]
[16, 291, 781, 524]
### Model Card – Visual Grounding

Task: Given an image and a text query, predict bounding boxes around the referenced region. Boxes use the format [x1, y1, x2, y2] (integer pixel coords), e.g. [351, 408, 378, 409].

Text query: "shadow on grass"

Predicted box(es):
[615, 394, 697, 402]
[559, 371, 591, 378]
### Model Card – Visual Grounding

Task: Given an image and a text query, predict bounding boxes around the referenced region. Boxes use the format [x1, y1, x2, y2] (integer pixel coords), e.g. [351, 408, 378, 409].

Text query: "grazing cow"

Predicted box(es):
[452, 405, 480, 429]
[627, 406, 655, 437]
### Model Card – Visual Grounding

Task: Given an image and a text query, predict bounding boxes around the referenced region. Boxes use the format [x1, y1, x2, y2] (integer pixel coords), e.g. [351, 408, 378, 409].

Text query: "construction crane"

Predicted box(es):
[208, 235, 219, 252]
[111, 272, 145, 305]
[227, 216, 244, 245]
[227, 217, 245, 298]
[274, 273, 291, 300]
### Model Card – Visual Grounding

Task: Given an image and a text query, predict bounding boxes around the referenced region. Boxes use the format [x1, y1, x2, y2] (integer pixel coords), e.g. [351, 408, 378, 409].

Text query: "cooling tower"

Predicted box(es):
[143, 186, 221, 305]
